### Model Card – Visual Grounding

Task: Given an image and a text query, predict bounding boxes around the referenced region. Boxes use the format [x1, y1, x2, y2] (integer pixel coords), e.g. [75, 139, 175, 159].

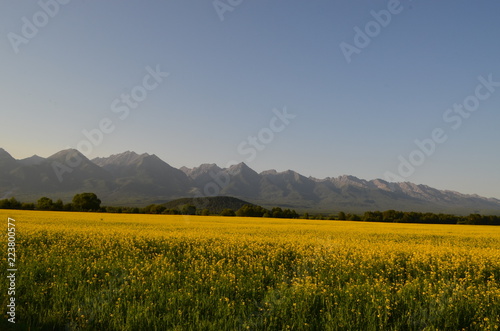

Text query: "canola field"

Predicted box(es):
[1, 210, 500, 330]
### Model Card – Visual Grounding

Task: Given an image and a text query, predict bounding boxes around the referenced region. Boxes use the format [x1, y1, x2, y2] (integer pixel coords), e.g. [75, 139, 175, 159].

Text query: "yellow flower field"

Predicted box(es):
[1, 210, 500, 330]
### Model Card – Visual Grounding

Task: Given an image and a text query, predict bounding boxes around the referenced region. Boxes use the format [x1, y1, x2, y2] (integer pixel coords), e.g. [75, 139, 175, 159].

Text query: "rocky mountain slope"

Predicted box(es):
[1, 148, 499, 214]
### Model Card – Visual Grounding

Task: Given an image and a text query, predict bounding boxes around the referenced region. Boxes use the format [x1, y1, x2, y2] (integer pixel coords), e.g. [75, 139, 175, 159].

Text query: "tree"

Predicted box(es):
[143, 204, 166, 214]
[181, 204, 197, 215]
[0, 199, 8, 209]
[72, 193, 101, 212]
[271, 207, 284, 218]
[162, 209, 180, 215]
[53, 199, 64, 211]
[347, 213, 361, 221]
[63, 203, 73, 211]
[106, 206, 123, 213]
[282, 209, 299, 219]
[21, 203, 35, 210]
[363, 211, 383, 222]
[220, 209, 236, 216]
[0, 197, 22, 210]
[466, 214, 482, 225]
[337, 211, 346, 220]
[152, 205, 166, 214]
[382, 210, 397, 222]
[37, 197, 54, 211]
[10, 197, 22, 209]
[236, 205, 268, 217]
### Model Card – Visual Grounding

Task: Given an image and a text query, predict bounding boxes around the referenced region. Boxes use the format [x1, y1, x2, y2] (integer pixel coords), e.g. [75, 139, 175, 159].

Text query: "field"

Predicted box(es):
[1, 210, 500, 330]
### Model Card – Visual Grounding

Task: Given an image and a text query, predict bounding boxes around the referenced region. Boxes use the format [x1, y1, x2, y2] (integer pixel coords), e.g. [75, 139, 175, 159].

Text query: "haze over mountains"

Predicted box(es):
[1, 148, 500, 215]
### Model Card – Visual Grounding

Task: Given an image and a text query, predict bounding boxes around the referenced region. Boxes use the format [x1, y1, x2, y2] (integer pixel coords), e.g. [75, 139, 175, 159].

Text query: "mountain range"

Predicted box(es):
[1, 147, 500, 215]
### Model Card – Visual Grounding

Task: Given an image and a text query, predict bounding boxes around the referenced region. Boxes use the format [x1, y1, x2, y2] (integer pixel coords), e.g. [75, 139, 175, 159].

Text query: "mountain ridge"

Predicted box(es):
[1, 148, 499, 214]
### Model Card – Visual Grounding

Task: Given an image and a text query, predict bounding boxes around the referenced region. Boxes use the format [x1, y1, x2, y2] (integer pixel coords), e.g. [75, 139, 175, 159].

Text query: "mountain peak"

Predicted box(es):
[199, 163, 219, 170]
[179, 166, 191, 174]
[92, 151, 150, 167]
[181, 163, 223, 182]
[227, 162, 256, 176]
[0, 148, 17, 170]
[47, 149, 90, 163]
[18, 155, 46, 166]
[329, 175, 370, 189]
[229, 162, 250, 170]
[146, 153, 163, 162]
[260, 169, 278, 175]
[0, 148, 15, 161]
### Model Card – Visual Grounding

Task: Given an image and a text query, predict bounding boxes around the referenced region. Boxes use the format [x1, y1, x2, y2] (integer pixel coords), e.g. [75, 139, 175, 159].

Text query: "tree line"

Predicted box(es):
[0, 193, 102, 212]
[357, 210, 500, 225]
[0, 194, 300, 219]
[111, 203, 300, 219]
[1, 194, 500, 225]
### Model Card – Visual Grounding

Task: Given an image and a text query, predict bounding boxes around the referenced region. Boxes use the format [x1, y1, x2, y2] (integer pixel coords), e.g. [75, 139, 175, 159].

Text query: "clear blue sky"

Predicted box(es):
[1, 0, 499, 198]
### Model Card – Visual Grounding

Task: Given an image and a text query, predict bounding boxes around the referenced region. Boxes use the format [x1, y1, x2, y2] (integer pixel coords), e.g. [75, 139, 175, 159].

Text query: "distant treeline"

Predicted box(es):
[1, 194, 500, 225]
[0, 195, 300, 219]
[354, 210, 500, 225]
[0, 194, 102, 213]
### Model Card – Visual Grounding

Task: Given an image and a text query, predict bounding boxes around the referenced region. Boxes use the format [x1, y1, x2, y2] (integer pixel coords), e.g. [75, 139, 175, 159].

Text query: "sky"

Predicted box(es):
[1, 0, 499, 198]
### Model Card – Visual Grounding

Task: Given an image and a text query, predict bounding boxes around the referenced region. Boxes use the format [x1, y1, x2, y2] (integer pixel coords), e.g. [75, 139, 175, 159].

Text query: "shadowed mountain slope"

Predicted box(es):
[1, 148, 499, 214]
